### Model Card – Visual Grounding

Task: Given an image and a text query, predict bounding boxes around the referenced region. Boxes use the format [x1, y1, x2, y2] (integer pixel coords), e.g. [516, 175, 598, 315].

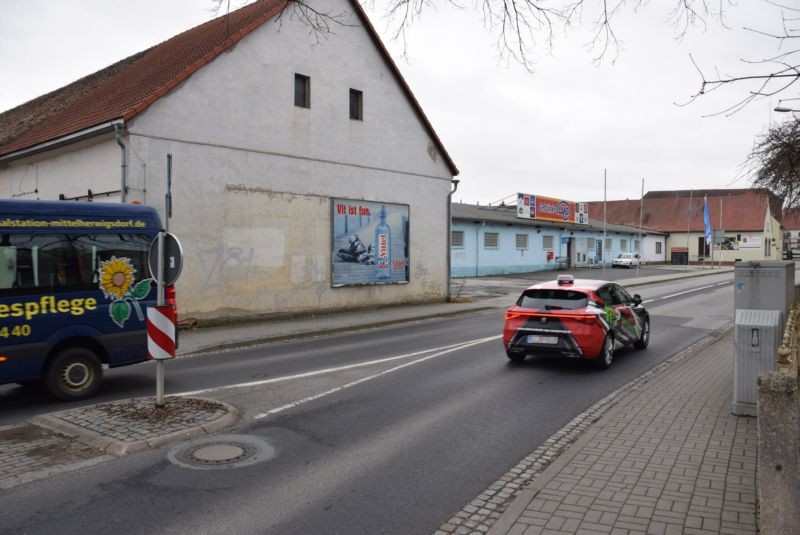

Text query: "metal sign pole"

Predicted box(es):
[155, 230, 166, 407]
[166, 154, 172, 233]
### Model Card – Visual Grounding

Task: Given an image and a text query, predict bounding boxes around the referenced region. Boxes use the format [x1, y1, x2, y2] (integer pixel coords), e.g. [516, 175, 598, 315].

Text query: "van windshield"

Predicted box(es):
[518, 289, 589, 310]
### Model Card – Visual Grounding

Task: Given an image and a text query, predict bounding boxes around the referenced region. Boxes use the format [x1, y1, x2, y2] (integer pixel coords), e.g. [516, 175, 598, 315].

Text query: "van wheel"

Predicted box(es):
[45, 348, 103, 401]
[594, 334, 614, 369]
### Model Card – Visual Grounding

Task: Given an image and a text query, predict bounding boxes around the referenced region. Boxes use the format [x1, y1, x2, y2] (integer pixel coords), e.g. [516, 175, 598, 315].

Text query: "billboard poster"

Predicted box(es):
[516, 193, 587, 224]
[331, 198, 409, 287]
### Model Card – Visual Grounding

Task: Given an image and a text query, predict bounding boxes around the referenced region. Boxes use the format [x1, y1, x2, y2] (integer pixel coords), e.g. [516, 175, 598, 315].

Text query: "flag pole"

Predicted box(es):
[637, 178, 643, 276]
[686, 190, 693, 270]
[602, 169, 607, 278]
[720, 198, 723, 268]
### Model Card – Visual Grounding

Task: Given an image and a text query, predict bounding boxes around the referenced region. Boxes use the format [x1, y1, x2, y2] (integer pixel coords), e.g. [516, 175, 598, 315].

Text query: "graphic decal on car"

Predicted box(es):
[98, 256, 152, 327]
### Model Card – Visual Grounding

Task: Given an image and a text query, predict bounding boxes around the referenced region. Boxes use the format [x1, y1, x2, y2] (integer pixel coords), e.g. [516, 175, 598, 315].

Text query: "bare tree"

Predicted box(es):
[211, 0, 352, 43]
[381, 0, 800, 113]
[747, 117, 800, 206]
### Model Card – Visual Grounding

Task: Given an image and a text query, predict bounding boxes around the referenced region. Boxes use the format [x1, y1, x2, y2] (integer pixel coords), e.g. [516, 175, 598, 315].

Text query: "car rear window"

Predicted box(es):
[517, 289, 589, 310]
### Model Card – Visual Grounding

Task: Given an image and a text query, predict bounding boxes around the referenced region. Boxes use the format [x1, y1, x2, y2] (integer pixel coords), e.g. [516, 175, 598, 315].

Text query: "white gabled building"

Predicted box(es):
[0, 0, 458, 320]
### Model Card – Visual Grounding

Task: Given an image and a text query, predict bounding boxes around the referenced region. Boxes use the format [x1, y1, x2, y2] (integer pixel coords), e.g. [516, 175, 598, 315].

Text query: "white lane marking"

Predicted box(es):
[252, 335, 502, 420]
[642, 283, 721, 304]
[175, 336, 501, 398]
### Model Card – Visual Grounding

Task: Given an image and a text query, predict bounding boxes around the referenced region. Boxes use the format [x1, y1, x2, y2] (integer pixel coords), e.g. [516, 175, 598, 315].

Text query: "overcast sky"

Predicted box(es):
[1, 0, 791, 205]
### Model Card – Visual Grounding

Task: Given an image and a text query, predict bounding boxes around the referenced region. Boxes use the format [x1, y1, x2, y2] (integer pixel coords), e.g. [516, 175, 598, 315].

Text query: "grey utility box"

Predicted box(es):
[733, 309, 781, 416]
[734, 261, 795, 325]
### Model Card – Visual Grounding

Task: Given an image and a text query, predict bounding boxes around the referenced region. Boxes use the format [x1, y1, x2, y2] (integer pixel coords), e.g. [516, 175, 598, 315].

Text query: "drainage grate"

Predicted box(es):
[168, 435, 275, 470]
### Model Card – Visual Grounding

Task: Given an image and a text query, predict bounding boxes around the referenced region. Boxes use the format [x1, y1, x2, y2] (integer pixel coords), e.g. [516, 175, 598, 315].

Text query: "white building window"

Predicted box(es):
[586, 238, 595, 249]
[605, 238, 612, 250]
[621, 239, 628, 251]
[451, 230, 464, 248]
[634, 239, 640, 251]
[543, 235, 554, 249]
[516, 234, 528, 250]
[656, 242, 662, 254]
[484, 232, 499, 249]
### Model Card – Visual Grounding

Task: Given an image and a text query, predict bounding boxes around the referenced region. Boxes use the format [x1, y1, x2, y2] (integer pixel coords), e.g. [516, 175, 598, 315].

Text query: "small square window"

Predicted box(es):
[349, 89, 363, 120]
[451, 230, 464, 248]
[484, 232, 499, 249]
[515, 234, 528, 250]
[543, 235, 554, 249]
[295, 74, 310, 108]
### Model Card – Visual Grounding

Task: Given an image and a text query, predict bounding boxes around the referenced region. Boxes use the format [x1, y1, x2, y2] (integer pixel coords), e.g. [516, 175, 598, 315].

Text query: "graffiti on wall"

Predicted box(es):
[197, 246, 255, 288]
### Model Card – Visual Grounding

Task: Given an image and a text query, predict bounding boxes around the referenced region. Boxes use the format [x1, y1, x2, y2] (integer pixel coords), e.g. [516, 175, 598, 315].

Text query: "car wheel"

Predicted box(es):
[634, 318, 650, 350]
[45, 347, 103, 401]
[594, 333, 614, 369]
[506, 350, 526, 362]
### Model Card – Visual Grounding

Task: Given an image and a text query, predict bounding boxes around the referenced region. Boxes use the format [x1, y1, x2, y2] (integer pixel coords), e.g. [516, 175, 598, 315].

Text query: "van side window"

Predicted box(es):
[0, 233, 151, 296]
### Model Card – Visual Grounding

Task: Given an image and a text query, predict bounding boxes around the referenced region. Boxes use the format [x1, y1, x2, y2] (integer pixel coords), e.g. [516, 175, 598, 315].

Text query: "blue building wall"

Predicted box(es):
[451, 220, 652, 277]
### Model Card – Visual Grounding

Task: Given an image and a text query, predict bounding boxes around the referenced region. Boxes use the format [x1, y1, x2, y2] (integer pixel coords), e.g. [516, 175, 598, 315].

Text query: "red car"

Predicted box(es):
[503, 275, 650, 368]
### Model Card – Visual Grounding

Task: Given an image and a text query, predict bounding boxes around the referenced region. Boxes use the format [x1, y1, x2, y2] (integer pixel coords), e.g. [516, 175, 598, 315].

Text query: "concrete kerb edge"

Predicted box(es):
[28, 397, 242, 458]
[480, 324, 734, 535]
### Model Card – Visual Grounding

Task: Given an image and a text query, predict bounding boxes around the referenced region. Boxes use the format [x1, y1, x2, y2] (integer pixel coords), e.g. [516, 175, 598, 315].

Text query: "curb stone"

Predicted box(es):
[29, 397, 242, 457]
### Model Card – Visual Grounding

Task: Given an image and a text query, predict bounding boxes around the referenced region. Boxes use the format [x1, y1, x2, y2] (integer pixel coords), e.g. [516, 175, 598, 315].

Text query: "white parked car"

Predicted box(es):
[612, 253, 643, 268]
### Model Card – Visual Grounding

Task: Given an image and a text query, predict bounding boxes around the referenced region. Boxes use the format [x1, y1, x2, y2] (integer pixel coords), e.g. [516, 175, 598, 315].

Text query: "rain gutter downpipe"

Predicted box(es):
[476, 220, 485, 277]
[446, 179, 460, 300]
[115, 123, 127, 203]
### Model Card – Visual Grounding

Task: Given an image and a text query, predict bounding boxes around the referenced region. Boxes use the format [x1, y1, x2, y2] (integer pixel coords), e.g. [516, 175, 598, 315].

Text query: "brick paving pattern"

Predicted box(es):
[0, 396, 233, 489]
[0, 423, 102, 489]
[42, 396, 228, 444]
[492, 329, 757, 535]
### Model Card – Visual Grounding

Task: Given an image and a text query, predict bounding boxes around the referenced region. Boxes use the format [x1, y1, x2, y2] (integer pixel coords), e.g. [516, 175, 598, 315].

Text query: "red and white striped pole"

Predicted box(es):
[148, 305, 176, 360]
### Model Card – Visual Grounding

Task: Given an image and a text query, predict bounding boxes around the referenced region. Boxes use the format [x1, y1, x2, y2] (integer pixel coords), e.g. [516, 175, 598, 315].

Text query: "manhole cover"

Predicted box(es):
[169, 435, 275, 470]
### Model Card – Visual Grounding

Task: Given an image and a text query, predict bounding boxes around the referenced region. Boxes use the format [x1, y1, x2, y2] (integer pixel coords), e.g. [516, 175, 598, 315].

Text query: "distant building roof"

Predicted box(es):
[587, 189, 783, 233]
[451, 202, 664, 235]
[783, 207, 800, 230]
[0, 0, 458, 175]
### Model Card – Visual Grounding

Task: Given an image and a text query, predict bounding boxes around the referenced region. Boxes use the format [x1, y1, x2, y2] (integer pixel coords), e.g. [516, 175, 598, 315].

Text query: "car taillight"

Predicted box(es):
[505, 310, 525, 320]
[165, 285, 179, 349]
[165, 285, 176, 306]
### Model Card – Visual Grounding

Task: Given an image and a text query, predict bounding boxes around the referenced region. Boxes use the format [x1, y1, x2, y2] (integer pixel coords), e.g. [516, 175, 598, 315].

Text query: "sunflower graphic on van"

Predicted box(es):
[98, 256, 152, 327]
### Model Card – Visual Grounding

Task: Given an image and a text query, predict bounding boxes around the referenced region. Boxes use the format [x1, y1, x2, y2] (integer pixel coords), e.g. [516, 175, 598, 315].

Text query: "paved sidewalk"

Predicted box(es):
[484, 327, 757, 535]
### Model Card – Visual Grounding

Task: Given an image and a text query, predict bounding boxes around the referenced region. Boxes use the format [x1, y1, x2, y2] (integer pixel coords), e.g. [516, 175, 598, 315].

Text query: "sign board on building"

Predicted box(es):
[516, 193, 587, 225]
[331, 198, 410, 287]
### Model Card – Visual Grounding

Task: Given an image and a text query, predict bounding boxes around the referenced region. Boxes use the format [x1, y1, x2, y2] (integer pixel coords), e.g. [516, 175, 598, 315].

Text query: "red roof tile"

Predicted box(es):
[0, 0, 458, 175]
[587, 189, 783, 233]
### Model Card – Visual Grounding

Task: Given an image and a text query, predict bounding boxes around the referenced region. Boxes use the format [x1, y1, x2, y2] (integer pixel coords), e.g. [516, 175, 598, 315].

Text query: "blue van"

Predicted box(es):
[0, 200, 172, 400]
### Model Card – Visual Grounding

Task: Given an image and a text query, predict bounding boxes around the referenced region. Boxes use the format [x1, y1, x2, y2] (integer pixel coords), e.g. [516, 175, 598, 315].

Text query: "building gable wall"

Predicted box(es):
[0, 0, 454, 318]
